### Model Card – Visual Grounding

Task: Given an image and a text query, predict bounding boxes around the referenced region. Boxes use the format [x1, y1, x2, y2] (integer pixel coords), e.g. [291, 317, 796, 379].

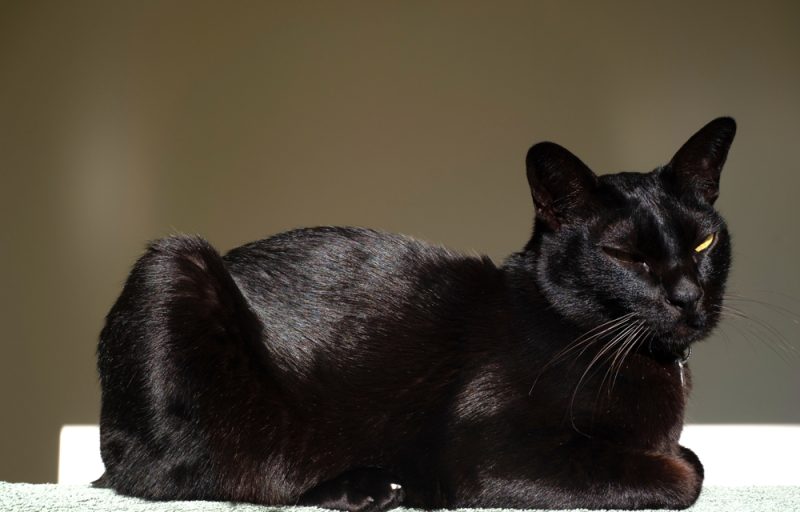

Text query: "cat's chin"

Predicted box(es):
[652, 324, 709, 356]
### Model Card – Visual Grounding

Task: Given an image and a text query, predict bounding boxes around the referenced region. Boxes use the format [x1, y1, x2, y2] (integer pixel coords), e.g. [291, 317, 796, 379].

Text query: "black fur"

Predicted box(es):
[96, 118, 736, 510]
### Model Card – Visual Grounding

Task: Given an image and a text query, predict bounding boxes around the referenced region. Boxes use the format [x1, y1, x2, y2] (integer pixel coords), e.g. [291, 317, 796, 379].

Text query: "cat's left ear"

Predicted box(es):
[664, 117, 737, 204]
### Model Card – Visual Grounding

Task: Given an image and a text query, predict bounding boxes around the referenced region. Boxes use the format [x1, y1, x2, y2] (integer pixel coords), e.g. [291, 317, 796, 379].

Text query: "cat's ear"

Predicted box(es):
[664, 117, 736, 204]
[526, 142, 597, 229]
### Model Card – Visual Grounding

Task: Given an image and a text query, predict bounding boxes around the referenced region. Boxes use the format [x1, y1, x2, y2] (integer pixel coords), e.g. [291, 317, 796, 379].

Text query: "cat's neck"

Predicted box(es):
[500, 249, 585, 345]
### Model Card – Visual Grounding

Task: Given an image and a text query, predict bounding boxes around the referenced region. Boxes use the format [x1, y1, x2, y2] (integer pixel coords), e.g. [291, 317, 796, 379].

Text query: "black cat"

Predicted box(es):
[95, 118, 736, 510]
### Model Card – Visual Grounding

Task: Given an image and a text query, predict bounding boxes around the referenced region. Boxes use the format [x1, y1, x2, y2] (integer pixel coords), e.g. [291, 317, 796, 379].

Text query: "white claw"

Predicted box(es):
[390, 483, 402, 490]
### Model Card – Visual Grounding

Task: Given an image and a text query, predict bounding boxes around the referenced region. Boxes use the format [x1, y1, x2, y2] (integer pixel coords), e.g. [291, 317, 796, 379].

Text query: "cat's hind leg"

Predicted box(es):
[96, 236, 295, 504]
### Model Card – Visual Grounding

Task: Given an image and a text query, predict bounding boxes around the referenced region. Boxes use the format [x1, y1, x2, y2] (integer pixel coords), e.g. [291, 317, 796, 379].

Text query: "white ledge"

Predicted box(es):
[58, 424, 800, 485]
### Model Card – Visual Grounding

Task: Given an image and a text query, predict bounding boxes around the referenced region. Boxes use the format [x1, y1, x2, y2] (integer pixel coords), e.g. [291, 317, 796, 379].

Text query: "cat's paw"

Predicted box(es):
[298, 468, 405, 512]
[340, 479, 404, 512]
[663, 448, 703, 508]
[677, 444, 704, 480]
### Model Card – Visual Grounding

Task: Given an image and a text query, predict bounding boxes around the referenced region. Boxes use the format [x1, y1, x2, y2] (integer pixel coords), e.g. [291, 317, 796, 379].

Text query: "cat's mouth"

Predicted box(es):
[671, 321, 703, 342]
[654, 309, 715, 350]
[641, 303, 716, 351]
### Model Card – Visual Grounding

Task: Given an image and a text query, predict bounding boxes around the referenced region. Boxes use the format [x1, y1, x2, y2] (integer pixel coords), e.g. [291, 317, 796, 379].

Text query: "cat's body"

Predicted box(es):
[96, 118, 736, 510]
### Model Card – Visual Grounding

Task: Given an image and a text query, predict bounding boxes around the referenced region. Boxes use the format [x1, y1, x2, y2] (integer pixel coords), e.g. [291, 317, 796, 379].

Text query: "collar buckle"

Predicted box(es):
[678, 346, 692, 365]
[677, 346, 691, 387]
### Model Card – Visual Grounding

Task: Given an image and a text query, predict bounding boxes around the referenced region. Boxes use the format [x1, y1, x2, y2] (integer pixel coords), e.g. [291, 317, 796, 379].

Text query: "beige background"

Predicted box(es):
[1, 0, 798, 483]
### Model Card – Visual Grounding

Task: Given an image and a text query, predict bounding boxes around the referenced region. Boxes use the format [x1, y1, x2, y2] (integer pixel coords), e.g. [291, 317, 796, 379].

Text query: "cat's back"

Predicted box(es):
[223, 227, 501, 368]
[223, 226, 492, 297]
[226, 226, 463, 283]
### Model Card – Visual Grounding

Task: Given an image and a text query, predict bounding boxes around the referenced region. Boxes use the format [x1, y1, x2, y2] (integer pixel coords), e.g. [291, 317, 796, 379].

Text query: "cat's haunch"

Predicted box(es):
[96, 118, 735, 510]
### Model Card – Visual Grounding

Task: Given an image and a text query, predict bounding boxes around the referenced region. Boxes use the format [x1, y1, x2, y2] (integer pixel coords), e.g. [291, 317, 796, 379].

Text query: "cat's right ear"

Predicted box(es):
[526, 142, 598, 230]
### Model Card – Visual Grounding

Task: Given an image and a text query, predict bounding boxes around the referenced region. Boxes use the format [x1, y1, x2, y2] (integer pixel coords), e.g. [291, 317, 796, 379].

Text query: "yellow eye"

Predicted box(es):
[694, 233, 715, 252]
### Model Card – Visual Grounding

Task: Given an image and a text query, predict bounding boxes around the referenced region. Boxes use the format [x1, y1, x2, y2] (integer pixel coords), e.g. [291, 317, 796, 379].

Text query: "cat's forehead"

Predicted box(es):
[599, 171, 664, 201]
[598, 171, 672, 214]
[595, 171, 721, 241]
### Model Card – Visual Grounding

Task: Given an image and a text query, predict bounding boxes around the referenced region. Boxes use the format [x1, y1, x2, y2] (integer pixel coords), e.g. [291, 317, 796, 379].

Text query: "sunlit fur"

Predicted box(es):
[96, 118, 736, 511]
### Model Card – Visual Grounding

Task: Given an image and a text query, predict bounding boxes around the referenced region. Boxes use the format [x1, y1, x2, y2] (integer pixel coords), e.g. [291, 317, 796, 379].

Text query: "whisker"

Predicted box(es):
[729, 317, 792, 363]
[723, 294, 800, 323]
[597, 323, 640, 396]
[603, 323, 649, 397]
[574, 320, 641, 397]
[715, 304, 799, 363]
[549, 313, 637, 364]
[744, 289, 800, 305]
[528, 313, 636, 395]
[567, 320, 642, 433]
[723, 304, 799, 358]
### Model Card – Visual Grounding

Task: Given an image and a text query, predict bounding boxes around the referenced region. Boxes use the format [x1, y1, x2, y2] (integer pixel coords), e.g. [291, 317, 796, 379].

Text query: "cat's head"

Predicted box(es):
[526, 118, 736, 356]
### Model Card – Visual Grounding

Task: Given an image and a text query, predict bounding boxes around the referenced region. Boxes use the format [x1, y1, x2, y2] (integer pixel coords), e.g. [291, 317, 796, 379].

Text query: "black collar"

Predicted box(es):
[646, 345, 692, 365]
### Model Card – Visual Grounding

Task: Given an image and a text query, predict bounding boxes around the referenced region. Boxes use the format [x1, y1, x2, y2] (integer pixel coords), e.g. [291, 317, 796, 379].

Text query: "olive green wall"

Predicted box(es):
[1, 0, 798, 483]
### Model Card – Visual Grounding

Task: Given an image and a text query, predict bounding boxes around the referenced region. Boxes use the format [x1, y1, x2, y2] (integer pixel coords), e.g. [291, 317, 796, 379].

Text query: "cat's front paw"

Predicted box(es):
[678, 444, 704, 480]
[663, 447, 703, 508]
[298, 468, 404, 512]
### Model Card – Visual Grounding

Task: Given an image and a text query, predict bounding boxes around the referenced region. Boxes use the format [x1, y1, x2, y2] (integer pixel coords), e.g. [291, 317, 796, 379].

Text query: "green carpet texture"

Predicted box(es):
[1, 483, 798, 512]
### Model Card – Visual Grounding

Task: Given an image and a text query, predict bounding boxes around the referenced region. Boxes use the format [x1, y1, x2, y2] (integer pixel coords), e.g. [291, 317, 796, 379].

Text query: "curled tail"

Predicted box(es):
[96, 235, 284, 502]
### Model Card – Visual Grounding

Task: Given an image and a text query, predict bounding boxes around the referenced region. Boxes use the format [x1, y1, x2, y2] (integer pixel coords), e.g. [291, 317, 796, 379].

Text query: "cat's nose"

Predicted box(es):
[666, 277, 703, 312]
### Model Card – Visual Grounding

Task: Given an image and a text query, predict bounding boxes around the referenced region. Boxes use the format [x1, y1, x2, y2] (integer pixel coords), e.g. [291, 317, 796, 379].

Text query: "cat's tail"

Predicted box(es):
[96, 235, 283, 503]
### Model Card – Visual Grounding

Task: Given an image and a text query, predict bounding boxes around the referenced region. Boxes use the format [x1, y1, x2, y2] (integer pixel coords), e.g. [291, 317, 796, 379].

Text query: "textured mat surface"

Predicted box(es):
[2, 482, 799, 512]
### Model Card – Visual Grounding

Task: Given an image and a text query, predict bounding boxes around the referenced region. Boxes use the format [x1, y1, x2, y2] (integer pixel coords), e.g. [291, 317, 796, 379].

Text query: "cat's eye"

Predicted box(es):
[602, 246, 649, 271]
[694, 233, 715, 253]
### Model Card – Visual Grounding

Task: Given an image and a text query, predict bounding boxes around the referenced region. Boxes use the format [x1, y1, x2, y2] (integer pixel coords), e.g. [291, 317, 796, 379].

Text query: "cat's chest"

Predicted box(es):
[586, 353, 689, 446]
